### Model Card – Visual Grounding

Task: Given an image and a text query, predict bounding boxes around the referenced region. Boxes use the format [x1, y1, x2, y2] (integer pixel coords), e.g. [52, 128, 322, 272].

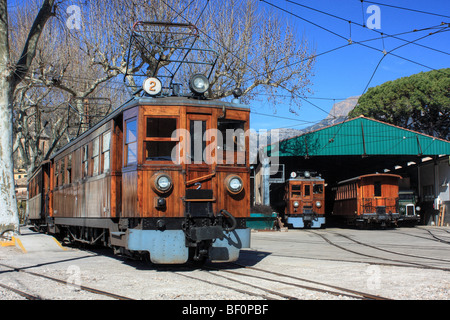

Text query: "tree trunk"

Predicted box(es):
[0, 0, 19, 234]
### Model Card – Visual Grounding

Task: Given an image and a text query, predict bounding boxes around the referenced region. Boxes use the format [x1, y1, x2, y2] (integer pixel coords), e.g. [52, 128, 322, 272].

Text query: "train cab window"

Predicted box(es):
[304, 185, 311, 196]
[313, 184, 323, 194]
[291, 185, 301, 197]
[145, 117, 178, 162]
[102, 131, 111, 172]
[125, 119, 137, 165]
[218, 119, 246, 165]
[374, 181, 382, 197]
[146, 118, 177, 137]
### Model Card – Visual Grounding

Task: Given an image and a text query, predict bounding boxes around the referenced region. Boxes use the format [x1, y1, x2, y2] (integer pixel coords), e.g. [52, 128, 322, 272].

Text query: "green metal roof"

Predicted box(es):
[269, 116, 450, 157]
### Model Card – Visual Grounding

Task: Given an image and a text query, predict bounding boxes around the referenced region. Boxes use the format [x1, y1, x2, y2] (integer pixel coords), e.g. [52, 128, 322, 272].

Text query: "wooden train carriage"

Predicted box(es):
[28, 96, 251, 264]
[27, 161, 51, 224]
[284, 171, 325, 228]
[332, 173, 401, 227]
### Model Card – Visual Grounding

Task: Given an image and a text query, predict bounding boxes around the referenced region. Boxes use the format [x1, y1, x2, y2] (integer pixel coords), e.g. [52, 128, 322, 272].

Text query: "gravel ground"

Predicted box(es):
[0, 226, 449, 302]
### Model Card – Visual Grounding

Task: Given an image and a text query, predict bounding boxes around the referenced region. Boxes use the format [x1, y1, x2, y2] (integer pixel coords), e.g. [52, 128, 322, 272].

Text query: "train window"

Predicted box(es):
[66, 154, 72, 184]
[55, 161, 59, 187]
[146, 118, 176, 138]
[145, 141, 177, 161]
[92, 137, 99, 176]
[313, 184, 323, 194]
[82, 145, 89, 178]
[304, 185, 311, 196]
[190, 120, 206, 163]
[374, 181, 382, 197]
[125, 118, 137, 165]
[60, 160, 65, 186]
[218, 119, 246, 165]
[145, 117, 178, 162]
[102, 131, 111, 173]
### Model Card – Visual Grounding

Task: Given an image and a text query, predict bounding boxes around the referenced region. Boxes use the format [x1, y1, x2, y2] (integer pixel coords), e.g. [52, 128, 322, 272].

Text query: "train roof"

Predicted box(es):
[49, 96, 249, 160]
[288, 176, 324, 182]
[337, 173, 402, 185]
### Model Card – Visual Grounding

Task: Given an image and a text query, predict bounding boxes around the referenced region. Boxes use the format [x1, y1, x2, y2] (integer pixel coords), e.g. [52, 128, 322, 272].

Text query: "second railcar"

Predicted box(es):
[332, 173, 401, 227]
[284, 171, 325, 228]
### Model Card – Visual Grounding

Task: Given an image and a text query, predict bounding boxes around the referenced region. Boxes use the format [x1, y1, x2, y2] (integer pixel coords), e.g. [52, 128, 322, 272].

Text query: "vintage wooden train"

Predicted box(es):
[332, 173, 401, 227]
[27, 75, 251, 264]
[283, 171, 325, 228]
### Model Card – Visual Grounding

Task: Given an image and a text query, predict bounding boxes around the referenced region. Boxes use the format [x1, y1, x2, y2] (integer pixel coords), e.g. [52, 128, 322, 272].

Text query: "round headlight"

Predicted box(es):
[316, 201, 322, 208]
[293, 201, 300, 208]
[189, 74, 210, 95]
[151, 173, 172, 193]
[416, 206, 421, 212]
[225, 175, 243, 194]
[157, 175, 171, 191]
[304, 171, 310, 178]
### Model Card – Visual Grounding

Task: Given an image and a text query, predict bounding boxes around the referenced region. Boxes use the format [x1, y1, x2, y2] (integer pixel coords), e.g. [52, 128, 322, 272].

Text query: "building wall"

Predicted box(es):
[417, 156, 450, 226]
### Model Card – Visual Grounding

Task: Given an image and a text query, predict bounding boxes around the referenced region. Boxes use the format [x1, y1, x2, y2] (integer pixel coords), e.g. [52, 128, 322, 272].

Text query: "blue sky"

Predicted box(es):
[250, 0, 450, 131]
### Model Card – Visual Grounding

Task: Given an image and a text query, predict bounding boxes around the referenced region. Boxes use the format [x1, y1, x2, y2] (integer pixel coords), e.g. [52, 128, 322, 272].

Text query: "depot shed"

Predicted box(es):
[254, 116, 450, 224]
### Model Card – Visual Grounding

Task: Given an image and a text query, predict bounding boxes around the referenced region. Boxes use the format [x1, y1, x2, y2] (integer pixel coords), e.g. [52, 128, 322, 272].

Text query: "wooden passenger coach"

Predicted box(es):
[332, 173, 401, 227]
[27, 96, 251, 264]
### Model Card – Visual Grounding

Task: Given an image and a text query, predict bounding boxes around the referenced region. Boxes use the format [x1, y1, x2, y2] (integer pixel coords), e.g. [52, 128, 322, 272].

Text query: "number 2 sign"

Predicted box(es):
[143, 77, 162, 96]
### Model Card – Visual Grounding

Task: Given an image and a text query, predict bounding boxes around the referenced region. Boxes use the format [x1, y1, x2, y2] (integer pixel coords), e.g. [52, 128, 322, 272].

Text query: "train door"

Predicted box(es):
[303, 182, 312, 203]
[186, 113, 213, 186]
[185, 113, 215, 216]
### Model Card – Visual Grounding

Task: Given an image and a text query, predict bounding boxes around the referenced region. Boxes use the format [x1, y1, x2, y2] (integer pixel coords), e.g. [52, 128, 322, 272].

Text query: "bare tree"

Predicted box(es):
[0, 0, 56, 234]
[3, 0, 315, 235]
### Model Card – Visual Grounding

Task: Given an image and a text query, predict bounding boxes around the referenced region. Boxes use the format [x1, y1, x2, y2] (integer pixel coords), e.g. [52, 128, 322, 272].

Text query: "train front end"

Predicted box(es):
[284, 171, 325, 228]
[117, 83, 251, 264]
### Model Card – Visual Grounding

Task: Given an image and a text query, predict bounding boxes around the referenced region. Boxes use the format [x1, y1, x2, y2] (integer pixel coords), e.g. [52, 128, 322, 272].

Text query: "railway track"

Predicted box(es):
[0, 262, 134, 300]
[333, 232, 450, 264]
[224, 263, 390, 300]
[397, 228, 450, 245]
[175, 262, 391, 300]
[416, 227, 450, 245]
[309, 231, 450, 272]
[0, 282, 42, 300]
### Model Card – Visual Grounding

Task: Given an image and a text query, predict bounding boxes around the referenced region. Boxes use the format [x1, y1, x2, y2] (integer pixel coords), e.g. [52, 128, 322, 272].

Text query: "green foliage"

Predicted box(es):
[349, 69, 450, 139]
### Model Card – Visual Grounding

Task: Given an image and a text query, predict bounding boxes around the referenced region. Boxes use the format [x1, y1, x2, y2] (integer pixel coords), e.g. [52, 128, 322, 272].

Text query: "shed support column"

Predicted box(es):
[262, 157, 270, 206]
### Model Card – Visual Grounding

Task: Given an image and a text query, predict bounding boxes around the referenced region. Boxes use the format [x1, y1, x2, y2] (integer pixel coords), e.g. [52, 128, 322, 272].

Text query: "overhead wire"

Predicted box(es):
[285, 0, 450, 57]
[259, 0, 450, 153]
[260, 0, 447, 72]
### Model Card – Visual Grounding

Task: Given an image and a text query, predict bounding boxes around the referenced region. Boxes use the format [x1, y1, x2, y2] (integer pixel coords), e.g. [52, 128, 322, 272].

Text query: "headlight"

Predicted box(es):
[189, 74, 210, 95]
[225, 175, 243, 194]
[316, 201, 322, 208]
[293, 201, 300, 208]
[151, 173, 172, 193]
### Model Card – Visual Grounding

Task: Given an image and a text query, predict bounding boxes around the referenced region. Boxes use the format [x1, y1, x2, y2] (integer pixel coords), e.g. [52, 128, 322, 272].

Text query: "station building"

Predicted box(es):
[253, 116, 450, 225]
